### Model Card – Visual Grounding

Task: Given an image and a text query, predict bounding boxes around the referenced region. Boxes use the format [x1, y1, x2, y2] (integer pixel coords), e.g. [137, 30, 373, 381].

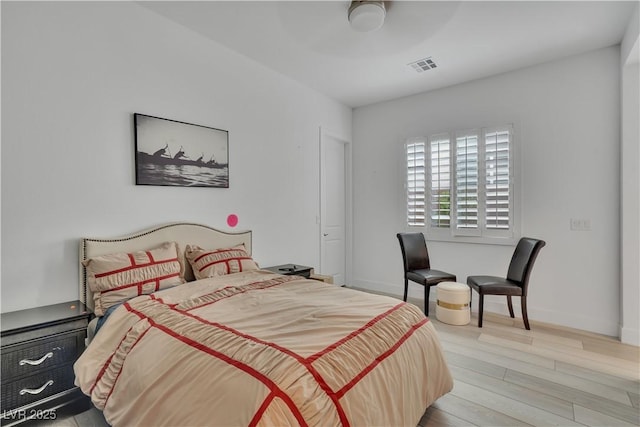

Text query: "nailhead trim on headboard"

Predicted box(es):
[80, 222, 253, 310]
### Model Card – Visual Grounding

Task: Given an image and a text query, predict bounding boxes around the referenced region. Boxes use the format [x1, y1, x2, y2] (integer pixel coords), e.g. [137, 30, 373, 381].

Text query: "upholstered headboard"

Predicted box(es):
[79, 222, 252, 311]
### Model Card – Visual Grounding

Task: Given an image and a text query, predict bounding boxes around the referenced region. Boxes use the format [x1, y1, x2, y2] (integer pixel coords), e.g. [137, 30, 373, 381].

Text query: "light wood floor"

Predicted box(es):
[419, 300, 640, 427]
[52, 299, 639, 427]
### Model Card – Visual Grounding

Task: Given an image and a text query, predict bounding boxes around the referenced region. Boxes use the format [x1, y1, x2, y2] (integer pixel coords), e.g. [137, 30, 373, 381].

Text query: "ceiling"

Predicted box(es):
[140, 1, 636, 108]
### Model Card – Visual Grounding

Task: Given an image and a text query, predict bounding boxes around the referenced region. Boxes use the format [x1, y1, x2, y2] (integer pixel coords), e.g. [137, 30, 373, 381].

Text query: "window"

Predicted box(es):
[429, 134, 451, 229]
[454, 130, 479, 234]
[405, 125, 515, 243]
[484, 128, 511, 231]
[406, 140, 426, 227]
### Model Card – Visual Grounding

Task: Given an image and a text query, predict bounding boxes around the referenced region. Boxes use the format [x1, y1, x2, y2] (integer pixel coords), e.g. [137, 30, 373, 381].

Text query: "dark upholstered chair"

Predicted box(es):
[467, 237, 546, 330]
[397, 233, 456, 316]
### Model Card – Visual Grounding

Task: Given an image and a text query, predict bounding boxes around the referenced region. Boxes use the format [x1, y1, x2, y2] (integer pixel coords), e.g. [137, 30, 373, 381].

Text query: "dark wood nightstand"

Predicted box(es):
[1, 301, 92, 425]
[263, 264, 313, 279]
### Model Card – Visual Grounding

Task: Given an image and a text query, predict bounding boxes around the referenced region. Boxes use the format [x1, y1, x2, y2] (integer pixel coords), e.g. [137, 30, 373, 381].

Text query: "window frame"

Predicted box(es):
[405, 124, 519, 246]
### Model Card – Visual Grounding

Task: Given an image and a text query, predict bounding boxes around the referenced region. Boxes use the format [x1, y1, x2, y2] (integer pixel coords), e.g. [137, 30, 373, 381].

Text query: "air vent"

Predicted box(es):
[409, 57, 437, 73]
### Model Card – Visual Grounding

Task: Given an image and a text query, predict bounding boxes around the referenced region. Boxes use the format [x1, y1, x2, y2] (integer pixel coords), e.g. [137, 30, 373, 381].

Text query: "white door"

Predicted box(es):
[320, 129, 348, 285]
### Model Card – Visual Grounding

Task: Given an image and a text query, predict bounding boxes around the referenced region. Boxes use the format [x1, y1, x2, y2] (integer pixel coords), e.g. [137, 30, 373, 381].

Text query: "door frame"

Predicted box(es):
[319, 126, 353, 285]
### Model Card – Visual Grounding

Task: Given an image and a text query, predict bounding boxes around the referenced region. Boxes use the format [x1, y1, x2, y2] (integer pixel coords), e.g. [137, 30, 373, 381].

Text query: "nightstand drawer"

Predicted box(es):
[1, 332, 83, 382]
[1, 301, 92, 424]
[1, 364, 76, 411]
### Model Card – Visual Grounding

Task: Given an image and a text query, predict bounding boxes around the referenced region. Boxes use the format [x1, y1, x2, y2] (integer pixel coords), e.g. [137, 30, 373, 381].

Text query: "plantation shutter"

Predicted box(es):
[485, 127, 511, 230]
[455, 132, 479, 233]
[429, 135, 451, 228]
[406, 141, 426, 227]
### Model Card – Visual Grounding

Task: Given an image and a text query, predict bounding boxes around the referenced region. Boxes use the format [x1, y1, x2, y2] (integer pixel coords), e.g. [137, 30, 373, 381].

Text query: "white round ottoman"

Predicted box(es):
[436, 282, 471, 325]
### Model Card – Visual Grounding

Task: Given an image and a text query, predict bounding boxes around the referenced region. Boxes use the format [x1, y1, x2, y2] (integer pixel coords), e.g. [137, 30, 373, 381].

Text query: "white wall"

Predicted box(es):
[620, 4, 640, 345]
[352, 47, 622, 337]
[0, 2, 351, 312]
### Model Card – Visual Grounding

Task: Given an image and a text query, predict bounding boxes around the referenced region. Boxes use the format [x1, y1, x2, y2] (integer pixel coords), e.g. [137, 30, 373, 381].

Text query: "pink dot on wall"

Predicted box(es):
[227, 214, 239, 228]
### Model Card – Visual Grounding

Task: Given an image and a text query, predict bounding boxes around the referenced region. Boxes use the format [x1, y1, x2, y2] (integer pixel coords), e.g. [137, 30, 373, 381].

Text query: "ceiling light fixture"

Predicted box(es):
[348, 1, 386, 33]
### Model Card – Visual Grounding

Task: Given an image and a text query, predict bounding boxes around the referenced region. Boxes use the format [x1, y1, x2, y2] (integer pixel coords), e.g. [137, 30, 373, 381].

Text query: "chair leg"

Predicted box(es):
[403, 278, 408, 302]
[424, 285, 431, 317]
[507, 295, 515, 318]
[521, 296, 530, 330]
[478, 294, 484, 328]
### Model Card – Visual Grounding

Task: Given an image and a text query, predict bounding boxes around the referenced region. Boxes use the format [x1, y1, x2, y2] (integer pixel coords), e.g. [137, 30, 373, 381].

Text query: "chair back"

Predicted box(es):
[397, 232, 431, 272]
[506, 237, 546, 292]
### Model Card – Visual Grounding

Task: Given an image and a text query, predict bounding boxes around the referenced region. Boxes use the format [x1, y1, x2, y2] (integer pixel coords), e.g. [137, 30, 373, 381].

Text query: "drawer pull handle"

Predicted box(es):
[19, 380, 54, 395]
[19, 352, 53, 366]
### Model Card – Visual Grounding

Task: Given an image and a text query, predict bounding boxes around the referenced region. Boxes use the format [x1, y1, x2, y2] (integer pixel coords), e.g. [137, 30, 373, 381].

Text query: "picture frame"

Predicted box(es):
[134, 113, 229, 188]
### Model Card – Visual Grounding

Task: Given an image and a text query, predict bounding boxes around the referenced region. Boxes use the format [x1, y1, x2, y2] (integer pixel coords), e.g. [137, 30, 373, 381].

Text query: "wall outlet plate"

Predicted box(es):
[570, 218, 591, 231]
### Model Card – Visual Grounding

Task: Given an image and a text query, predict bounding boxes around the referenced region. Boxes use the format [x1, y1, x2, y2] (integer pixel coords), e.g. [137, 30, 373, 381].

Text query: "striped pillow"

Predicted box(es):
[83, 241, 184, 316]
[186, 244, 258, 280]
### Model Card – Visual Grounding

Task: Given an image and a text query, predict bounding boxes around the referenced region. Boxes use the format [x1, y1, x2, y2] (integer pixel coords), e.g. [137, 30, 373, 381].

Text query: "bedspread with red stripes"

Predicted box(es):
[74, 271, 453, 427]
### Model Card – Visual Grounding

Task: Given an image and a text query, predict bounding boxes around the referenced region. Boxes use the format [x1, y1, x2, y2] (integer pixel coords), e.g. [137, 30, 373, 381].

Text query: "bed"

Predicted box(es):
[74, 222, 453, 427]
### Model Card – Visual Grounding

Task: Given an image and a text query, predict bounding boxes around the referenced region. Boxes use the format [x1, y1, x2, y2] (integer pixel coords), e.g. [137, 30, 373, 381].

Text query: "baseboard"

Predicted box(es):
[349, 278, 403, 298]
[351, 277, 622, 340]
[481, 299, 620, 338]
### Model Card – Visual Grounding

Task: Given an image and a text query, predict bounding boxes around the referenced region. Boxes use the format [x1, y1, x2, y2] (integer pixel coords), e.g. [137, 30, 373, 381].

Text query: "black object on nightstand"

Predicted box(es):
[1, 301, 92, 426]
[263, 264, 313, 279]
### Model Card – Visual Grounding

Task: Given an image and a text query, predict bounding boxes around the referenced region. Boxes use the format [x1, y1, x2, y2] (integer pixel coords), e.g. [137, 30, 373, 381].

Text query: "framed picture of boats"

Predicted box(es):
[134, 113, 229, 188]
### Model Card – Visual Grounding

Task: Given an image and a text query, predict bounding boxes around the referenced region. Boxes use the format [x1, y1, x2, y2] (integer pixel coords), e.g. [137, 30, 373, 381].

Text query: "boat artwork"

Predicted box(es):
[137, 144, 227, 169]
[136, 143, 229, 188]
